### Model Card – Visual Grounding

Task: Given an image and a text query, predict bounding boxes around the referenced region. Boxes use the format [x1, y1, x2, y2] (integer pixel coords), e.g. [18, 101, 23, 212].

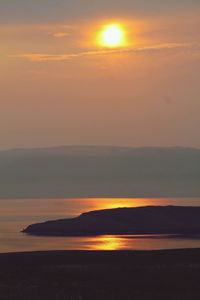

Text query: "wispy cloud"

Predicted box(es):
[51, 32, 69, 38]
[11, 43, 199, 62]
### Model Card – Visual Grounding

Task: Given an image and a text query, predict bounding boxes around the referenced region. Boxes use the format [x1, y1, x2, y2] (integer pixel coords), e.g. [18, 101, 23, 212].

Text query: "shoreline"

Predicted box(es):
[1, 247, 200, 264]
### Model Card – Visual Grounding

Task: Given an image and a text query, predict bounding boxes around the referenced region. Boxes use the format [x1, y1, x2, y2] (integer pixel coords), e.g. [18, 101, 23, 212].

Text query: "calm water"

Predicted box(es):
[1, 197, 200, 253]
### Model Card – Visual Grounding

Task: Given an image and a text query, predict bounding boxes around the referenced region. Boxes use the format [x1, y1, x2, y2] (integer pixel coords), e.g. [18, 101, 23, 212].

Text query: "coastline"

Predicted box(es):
[1, 248, 200, 265]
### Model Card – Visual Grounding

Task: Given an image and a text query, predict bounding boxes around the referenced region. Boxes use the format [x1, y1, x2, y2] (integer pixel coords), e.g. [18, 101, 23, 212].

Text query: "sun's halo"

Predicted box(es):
[98, 23, 126, 48]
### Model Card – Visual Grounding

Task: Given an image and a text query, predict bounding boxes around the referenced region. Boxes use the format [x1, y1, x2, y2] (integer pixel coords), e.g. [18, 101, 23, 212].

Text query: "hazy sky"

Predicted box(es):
[0, 0, 199, 149]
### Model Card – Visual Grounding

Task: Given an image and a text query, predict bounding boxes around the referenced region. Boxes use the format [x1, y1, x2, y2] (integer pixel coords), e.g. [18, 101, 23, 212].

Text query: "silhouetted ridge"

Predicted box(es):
[23, 206, 200, 236]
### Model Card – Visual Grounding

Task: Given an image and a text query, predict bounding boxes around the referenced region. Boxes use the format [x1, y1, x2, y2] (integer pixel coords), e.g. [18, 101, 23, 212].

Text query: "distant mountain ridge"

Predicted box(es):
[24, 206, 200, 236]
[0, 145, 199, 198]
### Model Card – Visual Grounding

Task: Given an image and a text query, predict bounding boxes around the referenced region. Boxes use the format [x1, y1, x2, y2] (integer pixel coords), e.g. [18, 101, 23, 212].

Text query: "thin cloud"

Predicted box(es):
[11, 43, 199, 62]
[50, 32, 69, 38]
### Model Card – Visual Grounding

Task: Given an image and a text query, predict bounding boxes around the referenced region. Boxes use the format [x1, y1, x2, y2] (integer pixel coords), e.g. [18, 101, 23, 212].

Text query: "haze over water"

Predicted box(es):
[1, 197, 200, 253]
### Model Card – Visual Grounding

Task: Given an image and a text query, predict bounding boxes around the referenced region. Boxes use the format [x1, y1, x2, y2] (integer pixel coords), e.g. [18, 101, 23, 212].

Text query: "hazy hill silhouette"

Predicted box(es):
[0, 145, 199, 198]
[24, 206, 200, 236]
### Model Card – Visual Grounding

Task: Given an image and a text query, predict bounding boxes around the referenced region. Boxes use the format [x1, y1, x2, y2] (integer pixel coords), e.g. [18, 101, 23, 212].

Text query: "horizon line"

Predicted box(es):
[0, 144, 199, 153]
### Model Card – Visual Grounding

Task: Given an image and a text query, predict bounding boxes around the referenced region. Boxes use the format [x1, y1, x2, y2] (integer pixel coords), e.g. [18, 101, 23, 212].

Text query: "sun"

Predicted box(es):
[98, 23, 126, 48]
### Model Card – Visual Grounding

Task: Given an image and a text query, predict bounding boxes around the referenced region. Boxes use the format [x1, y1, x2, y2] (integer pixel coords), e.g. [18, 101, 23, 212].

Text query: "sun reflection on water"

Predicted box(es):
[61, 197, 200, 219]
[88, 197, 185, 212]
[90, 235, 125, 251]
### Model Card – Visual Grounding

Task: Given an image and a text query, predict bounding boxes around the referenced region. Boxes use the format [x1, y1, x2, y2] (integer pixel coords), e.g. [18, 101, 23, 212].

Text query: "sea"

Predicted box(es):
[1, 197, 200, 253]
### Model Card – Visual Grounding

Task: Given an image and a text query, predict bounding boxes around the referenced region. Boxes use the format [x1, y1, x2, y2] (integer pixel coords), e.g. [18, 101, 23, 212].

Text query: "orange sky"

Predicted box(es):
[0, 2, 200, 149]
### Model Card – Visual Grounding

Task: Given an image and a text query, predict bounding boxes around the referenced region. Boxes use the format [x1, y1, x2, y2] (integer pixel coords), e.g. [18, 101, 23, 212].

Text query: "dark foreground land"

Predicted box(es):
[1, 249, 200, 300]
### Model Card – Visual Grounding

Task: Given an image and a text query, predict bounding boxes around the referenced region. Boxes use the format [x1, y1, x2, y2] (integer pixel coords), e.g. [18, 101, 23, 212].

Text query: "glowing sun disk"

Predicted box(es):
[98, 24, 126, 48]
